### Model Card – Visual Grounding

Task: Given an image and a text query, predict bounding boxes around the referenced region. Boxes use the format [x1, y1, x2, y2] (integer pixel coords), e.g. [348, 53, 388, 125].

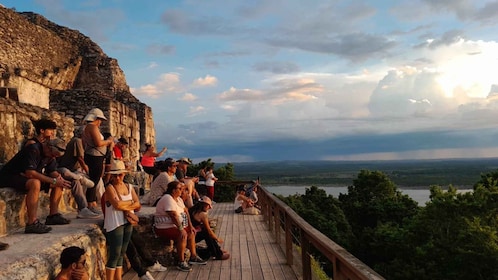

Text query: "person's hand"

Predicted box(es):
[217, 237, 224, 243]
[53, 177, 71, 189]
[71, 267, 89, 280]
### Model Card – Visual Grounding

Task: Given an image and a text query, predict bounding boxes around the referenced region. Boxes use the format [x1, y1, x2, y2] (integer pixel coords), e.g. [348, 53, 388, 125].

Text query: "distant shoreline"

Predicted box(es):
[264, 184, 473, 190]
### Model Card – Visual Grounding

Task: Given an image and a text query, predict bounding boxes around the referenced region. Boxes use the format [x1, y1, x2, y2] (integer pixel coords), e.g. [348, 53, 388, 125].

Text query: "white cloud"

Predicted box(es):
[191, 75, 218, 87]
[180, 93, 198, 101]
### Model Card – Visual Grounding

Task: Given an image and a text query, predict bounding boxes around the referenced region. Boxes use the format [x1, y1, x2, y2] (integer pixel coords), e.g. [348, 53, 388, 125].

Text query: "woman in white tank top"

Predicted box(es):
[103, 160, 141, 280]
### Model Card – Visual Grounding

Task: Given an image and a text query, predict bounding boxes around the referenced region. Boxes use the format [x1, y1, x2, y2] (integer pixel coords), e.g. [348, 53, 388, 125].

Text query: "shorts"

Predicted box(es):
[154, 226, 192, 240]
[0, 174, 50, 193]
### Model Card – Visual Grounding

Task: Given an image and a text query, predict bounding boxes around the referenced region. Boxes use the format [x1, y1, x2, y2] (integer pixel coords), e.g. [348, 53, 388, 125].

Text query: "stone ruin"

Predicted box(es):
[0, 6, 157, 164]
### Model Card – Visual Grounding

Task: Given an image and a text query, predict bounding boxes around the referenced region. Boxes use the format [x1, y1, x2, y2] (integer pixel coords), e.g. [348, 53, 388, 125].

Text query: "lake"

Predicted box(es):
[265, 185, 473, 205]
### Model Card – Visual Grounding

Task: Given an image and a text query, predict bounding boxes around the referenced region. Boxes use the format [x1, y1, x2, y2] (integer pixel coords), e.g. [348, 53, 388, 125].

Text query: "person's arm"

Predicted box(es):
[24, 169, 71, 189]
[77, 156, 89, 174]
[200, 212, 223, 243]
[151, 147, 167, 157]
[105, 185, 139, 211]
[87, 124, 113, 147]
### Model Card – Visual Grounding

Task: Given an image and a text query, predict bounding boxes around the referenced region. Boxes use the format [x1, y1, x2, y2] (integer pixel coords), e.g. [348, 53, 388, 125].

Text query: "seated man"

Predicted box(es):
[55, 246, 89, 280]
[57, 128, 101, 219]
[0, 138, 72, 234]
[175, 157, 200, 208]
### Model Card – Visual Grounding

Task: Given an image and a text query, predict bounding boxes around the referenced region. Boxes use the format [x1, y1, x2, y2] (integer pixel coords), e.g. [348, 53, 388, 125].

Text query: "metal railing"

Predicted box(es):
[258, 186, 385, 280]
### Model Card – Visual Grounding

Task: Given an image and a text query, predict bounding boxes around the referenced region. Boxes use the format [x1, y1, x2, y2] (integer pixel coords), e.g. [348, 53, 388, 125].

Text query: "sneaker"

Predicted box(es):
[140, 271, 155, 280]
[213, 252, 230, 261]
[25, 220, 52, 234]
[0, 242, 9, 251]
[45, 213, 71, 225]
[148, 261, 167, 272]
[88, 206, 103, 215]
[80, 176, 95, 189]
[177, 261, 192, 272]
[189, 255, 207, 265]
[77, 207, 102, 219]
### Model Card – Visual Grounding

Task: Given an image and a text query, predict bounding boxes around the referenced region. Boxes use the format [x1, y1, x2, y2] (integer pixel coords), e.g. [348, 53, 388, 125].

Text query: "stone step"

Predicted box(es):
[0, 213, 106, 280]
[0, 187, 77, 235]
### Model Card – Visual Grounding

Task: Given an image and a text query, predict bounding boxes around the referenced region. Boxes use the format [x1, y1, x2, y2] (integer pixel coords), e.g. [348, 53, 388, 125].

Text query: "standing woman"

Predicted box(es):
[140, 143, 167, 178]
[103, 160, 141, 280]
[82, 108, 114, 213]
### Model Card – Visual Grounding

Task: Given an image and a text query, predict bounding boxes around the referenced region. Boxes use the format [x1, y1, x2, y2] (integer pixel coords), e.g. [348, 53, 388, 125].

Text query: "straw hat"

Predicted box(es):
[106, 160, 129, 174]
[199, 196, 213, 207]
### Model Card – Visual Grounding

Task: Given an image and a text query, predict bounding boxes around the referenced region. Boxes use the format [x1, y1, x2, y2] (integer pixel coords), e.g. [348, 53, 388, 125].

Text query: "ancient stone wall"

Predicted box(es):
[0, 5, 157, 162]
[0, 98, 73, 163]
[0, 8, 82, 108]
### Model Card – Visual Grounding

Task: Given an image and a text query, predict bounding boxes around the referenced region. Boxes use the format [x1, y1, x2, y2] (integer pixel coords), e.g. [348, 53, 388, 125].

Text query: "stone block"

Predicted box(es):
[0, 187, 75, 235]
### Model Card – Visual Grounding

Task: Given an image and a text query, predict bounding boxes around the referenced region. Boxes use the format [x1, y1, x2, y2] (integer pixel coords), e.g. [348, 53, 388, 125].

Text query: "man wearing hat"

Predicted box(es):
[0, 138, 72, 234]
[175, 157, 200, 208]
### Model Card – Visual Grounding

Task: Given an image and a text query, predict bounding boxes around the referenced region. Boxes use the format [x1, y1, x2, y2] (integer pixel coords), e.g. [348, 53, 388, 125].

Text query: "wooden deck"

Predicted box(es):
[123, 203, 299, 280]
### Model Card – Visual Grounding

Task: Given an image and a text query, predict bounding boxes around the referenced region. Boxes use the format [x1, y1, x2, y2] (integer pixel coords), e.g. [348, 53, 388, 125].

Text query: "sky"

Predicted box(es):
[3, 0, 498, 163]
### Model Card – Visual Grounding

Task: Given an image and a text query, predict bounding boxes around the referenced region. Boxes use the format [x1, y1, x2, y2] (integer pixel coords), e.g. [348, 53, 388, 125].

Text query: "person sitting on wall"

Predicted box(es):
[154, 181, 207, 272]
[0, 138, 72, 234]
[57, 127, 101, 219]
[55, 246, 89, 280]
[147, 158, 178, 206]
[175, 157, 200, 208]
[24, 118, 57, 146]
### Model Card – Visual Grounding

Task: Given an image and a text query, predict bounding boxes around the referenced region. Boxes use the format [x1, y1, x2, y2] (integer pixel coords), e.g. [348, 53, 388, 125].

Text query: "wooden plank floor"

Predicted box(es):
[123, 203, 299, 280]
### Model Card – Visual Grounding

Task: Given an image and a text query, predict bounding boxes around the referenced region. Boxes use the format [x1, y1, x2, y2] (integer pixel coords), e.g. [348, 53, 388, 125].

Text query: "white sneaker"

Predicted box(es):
[148, 261, 167, 272]
[80, 176, 95, 188]
[140, 271, 155, 280]
[77, 207, 102, 219]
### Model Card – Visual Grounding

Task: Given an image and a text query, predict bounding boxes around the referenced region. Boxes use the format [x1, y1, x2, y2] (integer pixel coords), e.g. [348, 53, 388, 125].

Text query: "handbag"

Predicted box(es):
[124, 211, 139, 226]
[113, 184, 139, 226]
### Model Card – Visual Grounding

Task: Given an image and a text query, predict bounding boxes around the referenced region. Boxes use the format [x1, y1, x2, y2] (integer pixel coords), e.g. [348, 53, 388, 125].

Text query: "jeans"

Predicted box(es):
[105, 223, 133, 268]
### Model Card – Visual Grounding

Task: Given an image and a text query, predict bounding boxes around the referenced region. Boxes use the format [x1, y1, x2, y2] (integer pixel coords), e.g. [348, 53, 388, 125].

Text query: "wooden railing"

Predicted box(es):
[258, 186, 385, 280]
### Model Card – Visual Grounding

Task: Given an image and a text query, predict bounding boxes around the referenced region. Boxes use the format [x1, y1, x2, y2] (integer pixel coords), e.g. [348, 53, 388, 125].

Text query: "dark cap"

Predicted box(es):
[118, 137, 128, 144]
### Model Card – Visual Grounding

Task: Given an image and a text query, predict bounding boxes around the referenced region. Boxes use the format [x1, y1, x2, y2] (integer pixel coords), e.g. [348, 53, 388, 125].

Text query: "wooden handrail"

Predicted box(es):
[258, 185, 385, 280]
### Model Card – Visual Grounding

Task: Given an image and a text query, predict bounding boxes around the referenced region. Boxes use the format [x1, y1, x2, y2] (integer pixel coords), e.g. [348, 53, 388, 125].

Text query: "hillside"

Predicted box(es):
[233, 158, 498, 187]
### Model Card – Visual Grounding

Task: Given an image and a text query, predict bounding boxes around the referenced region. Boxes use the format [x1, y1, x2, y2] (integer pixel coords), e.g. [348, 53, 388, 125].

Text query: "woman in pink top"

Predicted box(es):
[140, 143, 167, 178]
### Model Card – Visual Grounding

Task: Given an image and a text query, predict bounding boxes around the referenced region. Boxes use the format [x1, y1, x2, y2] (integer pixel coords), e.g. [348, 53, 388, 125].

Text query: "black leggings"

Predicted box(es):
[196, 228, 223, 258]
[84, 154, 104, 203]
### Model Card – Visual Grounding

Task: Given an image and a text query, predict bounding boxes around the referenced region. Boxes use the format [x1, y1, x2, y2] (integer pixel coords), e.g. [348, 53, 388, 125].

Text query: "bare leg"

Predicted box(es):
[25, 179, 41, 224]
[187, 230, 197, 258]
[177, 235, 187, 262]
[106, 268, 115, 280]
[49, 185, 63, 215]
[115, 266, 123, 280]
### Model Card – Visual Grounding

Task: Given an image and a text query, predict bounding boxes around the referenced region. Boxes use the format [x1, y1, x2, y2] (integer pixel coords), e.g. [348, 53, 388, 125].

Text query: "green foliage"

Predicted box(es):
[336, 170, 419, 269]
[280, 186, 353, 248]
[395, 184, 498, 279]
[234, 162, 498, 279]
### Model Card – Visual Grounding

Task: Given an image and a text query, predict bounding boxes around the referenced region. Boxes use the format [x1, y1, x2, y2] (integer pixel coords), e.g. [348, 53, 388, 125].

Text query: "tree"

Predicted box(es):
[338, 170, 419, 268]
